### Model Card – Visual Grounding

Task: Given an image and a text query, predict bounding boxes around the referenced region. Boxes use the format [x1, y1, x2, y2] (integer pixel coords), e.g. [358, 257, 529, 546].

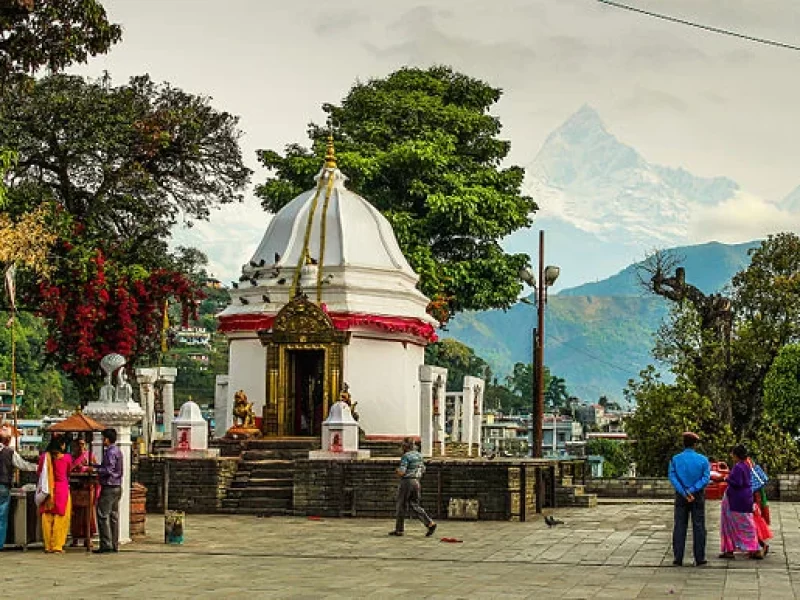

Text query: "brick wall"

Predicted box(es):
[587, 477, 780, 500]
[136, 457, 239, 513]
[293, 459, 537, 521]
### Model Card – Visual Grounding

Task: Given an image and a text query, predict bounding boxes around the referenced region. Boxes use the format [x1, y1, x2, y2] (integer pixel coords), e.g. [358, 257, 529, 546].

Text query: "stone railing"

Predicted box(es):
[586, 477, 781, 500]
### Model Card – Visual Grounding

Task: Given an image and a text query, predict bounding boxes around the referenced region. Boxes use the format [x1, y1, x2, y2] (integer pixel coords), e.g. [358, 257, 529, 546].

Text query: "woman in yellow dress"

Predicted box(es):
[37, 436, 73, 553]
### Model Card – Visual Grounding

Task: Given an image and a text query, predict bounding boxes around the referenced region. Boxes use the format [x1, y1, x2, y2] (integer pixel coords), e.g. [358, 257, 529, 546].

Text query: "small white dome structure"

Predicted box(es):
[172, 400, 208, 450]
[217, 137, 437, 440]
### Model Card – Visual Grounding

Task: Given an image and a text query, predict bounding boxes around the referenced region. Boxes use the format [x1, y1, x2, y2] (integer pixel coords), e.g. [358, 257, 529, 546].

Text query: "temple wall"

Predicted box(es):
[344, 336, 423, 438]
[136, 457, 239, 513]
[227, 336, 267, 416]
[293, 459, 537, 521]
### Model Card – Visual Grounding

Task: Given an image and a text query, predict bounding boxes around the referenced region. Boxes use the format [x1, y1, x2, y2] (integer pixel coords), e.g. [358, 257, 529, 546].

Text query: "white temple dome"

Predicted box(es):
[251, 168, 417, 278]
[219, 138, 436, 332]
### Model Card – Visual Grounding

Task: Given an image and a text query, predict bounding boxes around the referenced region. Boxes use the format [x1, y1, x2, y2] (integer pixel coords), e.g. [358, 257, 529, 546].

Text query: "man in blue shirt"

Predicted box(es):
[93, 428, 124, 554]
[668, 431, 711, 566]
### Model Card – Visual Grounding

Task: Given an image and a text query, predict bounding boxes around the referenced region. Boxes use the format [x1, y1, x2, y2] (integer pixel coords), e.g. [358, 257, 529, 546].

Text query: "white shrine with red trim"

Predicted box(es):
[217, 139, 437, 440]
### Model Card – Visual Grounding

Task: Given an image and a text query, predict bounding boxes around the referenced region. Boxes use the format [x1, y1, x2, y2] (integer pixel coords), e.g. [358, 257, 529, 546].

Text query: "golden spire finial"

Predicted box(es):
[324, 133, 337, 169]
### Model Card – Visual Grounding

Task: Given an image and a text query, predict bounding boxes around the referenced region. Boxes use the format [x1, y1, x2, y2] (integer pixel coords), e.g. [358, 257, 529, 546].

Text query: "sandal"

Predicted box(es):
[748, 551, 764, 560]
[718, 552, 735, 559]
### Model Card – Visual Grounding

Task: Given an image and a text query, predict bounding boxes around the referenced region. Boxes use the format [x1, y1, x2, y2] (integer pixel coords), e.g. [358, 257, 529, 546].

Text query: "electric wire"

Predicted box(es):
[596, 0, 800, 52]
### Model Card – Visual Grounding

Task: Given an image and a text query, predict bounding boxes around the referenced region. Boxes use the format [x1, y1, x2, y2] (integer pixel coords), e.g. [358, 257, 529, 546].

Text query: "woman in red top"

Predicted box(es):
[37, 436, 73, 553]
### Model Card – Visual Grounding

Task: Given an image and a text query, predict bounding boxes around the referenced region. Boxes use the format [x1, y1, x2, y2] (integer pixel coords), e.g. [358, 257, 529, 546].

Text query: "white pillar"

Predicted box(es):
[434, 376, 446, 456]
[116, 425, 133, 543]
[214, 375, 231, 438]
[463, 376, 485, 458]
[472, 380, 484, 456]
[462, 381, 474, 457]
[158, 369, 178, 436]
[418, 366, 447, 458]
[450, 393, 464, 443]
[135, 370, 155, 452]
[83, 400, 143, 546]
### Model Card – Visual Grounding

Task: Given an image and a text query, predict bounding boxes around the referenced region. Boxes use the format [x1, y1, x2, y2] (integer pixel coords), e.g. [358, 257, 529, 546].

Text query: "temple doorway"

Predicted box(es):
[287, 349, 325, 436]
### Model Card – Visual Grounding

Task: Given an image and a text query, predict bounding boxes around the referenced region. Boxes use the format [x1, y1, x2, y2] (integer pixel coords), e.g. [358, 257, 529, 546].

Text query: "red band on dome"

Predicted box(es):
[218, 312, 437, 343]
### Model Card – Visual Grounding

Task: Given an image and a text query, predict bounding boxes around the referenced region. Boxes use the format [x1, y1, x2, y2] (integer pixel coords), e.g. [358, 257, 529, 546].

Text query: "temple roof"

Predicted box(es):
[249, 140, 416, 283]
[219, 138, 436, 336]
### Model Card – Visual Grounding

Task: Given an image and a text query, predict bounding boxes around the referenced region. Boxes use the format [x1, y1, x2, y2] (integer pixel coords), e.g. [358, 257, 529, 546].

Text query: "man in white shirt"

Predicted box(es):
[0, 431, 37, 549]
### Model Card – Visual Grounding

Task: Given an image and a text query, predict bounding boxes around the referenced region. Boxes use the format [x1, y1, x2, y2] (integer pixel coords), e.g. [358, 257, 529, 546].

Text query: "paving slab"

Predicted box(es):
[3, 500, 800, 598]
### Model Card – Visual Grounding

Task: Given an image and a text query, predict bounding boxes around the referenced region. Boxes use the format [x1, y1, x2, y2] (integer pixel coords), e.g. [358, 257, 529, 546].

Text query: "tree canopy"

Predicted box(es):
[256, 66, 536, 320]
[628, 233, 800, 474]
[0, 0, 121, 88]
[0, 73, 250, 399]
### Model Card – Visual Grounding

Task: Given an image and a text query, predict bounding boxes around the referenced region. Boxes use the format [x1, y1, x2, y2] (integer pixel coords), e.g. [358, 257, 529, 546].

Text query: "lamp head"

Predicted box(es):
[518, 267, 536, 287]
[544, 265, 561, 287]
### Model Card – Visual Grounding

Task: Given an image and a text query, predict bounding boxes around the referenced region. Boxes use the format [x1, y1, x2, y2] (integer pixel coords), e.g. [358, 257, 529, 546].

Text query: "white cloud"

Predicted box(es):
[689, 191, 800, 244]
[170, 197, 269, 283]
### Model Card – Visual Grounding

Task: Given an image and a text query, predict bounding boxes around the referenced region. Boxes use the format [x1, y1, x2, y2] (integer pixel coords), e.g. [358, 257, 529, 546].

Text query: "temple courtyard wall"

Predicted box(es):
[134, 455, 592, 520]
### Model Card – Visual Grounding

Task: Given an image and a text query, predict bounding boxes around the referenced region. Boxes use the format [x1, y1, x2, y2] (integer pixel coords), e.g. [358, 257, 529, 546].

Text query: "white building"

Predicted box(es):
[216, 139, 437, 440]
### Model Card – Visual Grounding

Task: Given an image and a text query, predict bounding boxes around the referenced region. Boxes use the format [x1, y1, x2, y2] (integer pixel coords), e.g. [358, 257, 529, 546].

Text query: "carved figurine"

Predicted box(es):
[116, 369, 133, 404]
[99, 353, 126, 403]
[232, 390, 256, 429]
[340, 383, 359, 421]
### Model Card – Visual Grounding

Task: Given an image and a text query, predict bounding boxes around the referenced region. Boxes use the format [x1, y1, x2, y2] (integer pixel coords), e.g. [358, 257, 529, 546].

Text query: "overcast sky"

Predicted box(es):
[73, 0, 800, 282]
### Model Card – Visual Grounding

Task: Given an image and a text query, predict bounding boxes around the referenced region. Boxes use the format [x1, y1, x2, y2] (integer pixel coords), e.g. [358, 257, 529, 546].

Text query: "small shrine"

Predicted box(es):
[172, 400, 209, 451]
[217, 138, 437, 441]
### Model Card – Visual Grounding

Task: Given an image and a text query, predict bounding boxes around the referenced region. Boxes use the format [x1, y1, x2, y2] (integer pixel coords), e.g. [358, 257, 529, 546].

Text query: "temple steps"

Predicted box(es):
[221, 440, 320, 516]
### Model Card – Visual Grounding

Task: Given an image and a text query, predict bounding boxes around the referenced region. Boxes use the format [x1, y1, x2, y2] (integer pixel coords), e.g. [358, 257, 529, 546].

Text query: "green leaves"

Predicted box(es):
[0, 0, 122, 87]
[256, 66, 536, 315]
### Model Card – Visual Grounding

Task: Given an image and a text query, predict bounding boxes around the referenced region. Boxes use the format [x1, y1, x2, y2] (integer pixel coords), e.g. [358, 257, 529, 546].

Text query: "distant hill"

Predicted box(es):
[559, 240, 760, 298]
[443, 240, 758, 402]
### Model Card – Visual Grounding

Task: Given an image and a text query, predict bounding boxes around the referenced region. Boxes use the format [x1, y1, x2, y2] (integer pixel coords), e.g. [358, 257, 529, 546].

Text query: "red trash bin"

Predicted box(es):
[706, 461, 729, 500]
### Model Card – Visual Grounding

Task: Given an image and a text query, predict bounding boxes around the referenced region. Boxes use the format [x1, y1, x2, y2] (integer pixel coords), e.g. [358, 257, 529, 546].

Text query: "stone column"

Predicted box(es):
[433, 375, 446, 456]
[462, 379, 475, 457]
[472, 379, 485, 456]
[418, 366, 447, 458]
[450, 392, 464, 443]
[463, 376, 484, 457]
[135, 369, 155, 453]
[83, 400, 144, 545]
[157, 368, 178, 437]
[214, 375, 231, 438]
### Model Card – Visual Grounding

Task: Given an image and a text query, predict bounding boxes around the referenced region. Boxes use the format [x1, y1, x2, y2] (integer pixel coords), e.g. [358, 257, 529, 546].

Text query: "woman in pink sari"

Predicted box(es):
[69, 437, 98, 547]
[37, 436, 73, 553]
[719, 445, 763, 560]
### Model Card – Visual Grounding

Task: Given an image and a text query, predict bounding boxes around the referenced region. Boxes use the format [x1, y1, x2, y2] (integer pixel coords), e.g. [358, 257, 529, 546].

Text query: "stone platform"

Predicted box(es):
[5, 501, 800, 598]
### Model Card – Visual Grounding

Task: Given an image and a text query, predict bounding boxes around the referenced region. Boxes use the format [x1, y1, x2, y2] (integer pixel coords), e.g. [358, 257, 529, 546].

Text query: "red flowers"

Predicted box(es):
[37, 245, 203, 391]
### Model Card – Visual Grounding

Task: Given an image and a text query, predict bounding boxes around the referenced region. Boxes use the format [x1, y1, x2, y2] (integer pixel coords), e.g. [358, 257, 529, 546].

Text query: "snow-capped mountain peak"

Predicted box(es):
[529, 106, 740, 245]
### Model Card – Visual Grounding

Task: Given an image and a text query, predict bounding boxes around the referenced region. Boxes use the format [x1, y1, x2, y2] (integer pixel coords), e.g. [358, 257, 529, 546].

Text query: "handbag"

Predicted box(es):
[751, 463, 769, 492]
[34, 453, 51, 507]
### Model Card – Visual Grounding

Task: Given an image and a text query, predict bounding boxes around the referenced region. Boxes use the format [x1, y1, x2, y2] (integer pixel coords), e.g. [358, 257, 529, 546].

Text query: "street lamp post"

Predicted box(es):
[519, 230, 560, 459]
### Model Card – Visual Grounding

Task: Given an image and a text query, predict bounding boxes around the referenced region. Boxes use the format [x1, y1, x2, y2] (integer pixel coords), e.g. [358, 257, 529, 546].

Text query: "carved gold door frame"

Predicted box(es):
[258, 295, 349, 437]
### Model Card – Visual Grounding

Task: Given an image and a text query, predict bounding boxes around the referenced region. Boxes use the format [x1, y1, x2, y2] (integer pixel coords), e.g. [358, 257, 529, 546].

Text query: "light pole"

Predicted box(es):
[519, 230, 560, 458]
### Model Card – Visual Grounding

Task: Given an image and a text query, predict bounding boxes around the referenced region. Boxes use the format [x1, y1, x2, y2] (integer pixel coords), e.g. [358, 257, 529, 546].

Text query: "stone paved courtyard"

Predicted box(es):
[5, 500, 800, 599]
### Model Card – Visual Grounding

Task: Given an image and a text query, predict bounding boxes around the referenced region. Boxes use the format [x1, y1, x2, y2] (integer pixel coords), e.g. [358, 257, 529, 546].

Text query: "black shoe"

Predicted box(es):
[695, 560, 708, 567]
[672, 560, 682, 566]
[92, 548, 112, 554]
[388, 531, 403, 536]
[426, 523, 437, 537]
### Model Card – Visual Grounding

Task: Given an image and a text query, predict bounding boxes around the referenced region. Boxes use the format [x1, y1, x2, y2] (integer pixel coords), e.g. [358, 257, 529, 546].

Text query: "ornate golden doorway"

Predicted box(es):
[258, 295, 349, 437]
[287, 349, 324, 436]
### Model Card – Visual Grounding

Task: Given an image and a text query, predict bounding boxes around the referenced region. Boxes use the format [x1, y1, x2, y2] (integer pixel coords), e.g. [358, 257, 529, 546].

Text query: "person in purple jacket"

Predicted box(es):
[93, 428, 123, 554]
[719, 444, 763, 560]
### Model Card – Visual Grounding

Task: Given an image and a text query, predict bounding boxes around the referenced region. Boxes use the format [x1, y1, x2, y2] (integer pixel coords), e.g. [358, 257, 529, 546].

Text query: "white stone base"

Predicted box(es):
[158, 448, 220, 459]
[308, 450, 371, 461]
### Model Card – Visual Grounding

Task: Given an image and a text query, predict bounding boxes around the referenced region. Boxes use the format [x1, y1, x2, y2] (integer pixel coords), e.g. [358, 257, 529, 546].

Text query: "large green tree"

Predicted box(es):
[0, 73, 250, 397]
[0, 0, 121, 88]
[256, 66, 536, 320]
[763, 344, 800, 435]
[425, 338, 490, 391]
[629, 233, 800, 474]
